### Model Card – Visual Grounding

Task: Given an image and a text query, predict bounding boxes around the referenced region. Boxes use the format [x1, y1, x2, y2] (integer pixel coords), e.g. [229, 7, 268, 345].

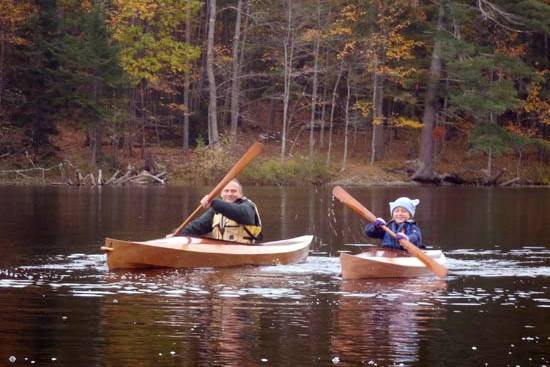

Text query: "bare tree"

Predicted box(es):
[308, 0, 321, 159]
[326, 58, 344, 166]
[281, 0, 295, 160]
[229, 0, 244, 137]
[183, 0, 193, 151]
[341, 68, 352, 171]
[370, 63, 385, 164]
[206, 0, 219, 145]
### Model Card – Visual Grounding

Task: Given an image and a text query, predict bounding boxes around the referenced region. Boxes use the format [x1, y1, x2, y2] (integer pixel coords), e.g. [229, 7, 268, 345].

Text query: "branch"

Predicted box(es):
[477, 0, 528, 33]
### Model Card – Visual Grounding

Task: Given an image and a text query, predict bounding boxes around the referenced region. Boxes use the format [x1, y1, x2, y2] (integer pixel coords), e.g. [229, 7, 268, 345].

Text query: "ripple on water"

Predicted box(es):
[0, 247, 548, 305]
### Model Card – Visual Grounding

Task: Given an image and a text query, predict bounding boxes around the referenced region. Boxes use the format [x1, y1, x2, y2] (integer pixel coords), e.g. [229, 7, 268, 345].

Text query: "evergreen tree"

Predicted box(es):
[12, 0, 62, 157]
[56, 2, 128, 164]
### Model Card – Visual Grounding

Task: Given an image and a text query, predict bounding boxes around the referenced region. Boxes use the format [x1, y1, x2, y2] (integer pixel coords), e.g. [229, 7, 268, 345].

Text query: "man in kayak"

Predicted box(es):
[174, 179, 263, 244]
[364, 196, 424, 250]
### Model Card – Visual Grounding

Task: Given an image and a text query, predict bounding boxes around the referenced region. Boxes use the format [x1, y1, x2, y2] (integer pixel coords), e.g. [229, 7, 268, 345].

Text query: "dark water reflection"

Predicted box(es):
[0, 185, 549, 366]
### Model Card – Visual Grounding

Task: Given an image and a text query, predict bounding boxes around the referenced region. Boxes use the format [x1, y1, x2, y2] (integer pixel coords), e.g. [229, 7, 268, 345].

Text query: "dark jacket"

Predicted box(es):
[179, 197, 259, 237]
[364, 220, 424, 250]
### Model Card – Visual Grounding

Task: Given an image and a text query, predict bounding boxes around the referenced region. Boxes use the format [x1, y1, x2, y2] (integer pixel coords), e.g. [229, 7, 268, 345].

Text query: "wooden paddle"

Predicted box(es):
[171, 142, 264, 236]
[331, 185, 448, 277]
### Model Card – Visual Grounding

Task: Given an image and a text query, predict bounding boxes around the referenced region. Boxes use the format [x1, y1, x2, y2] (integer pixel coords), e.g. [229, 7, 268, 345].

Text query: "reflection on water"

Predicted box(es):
[0, 186, 549, 366]
[332, 279, 447, 366]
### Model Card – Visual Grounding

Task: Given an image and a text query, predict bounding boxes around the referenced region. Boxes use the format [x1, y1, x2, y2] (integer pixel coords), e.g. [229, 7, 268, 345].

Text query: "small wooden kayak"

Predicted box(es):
[340, 247, 446, 279]
[101, 235, 313, 270]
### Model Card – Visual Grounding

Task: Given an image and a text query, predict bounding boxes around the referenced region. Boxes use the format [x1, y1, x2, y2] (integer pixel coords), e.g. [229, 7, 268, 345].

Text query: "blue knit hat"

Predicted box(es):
[389, 197, 420, 217]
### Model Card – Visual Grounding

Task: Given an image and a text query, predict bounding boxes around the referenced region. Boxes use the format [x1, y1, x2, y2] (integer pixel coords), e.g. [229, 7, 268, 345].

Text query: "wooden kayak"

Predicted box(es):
[101, 235, 313, 270]
[340, 247, 446, 279]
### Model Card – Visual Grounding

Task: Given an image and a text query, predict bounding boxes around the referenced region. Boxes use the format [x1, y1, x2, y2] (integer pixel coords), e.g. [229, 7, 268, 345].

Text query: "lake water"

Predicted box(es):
[0, 185, 548, 366]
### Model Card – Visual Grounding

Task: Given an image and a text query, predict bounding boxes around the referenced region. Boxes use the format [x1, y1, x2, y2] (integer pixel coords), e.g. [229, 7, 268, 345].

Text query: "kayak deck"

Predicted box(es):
[101, 235, 313, 270]
[340, 247, 446, 279]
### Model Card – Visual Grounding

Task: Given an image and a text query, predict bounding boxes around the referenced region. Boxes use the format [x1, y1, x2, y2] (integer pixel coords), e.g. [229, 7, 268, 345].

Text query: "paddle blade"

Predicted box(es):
[332, 186, 377, 223]
[398, 238, 449, 277]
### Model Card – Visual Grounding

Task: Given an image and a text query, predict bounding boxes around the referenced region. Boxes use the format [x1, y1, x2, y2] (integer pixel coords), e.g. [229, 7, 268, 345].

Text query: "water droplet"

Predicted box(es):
[9, 356, 16, 363]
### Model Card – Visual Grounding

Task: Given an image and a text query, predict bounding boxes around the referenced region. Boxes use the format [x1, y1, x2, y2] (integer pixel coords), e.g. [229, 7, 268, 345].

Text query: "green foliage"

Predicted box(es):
[57, 3, 128, 128]
[244, 156, 334, 185]
[187, 139, 333, 186]
[10, 0, 63, 156]
[195, 135, 206, 149]
[469, 123, 513, 157]
[447, 54, 529, 119]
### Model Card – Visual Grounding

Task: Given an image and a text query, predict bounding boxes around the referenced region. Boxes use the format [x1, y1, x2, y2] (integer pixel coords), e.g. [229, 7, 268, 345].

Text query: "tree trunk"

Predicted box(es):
[412, 3, 444, 182]
[140, 84, 146, 159]
[0, 35, 4, 111]
[229, 0, 243, 137]
[281, 0, 294, 160]
[89, 127, 97, 166]
[206, 0, 219, 145]
[326, 59, 344, 167]
[370, 69, 385, 164]
[341, 70, 351, 172]
[183, 0, 192, 152]
[308, 0, 321, 159]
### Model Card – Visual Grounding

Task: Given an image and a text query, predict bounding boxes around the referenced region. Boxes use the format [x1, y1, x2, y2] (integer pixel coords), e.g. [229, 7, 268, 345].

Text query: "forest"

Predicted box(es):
[0, 0, 549, 186]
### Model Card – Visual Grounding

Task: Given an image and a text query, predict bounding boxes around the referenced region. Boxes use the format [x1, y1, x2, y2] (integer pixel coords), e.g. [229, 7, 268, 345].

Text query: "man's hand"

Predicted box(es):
[200, 195, 211, 208]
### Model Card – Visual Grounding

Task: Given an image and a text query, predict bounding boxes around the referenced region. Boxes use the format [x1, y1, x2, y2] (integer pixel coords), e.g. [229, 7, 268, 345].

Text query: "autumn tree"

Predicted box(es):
[109, 0, 201, 155]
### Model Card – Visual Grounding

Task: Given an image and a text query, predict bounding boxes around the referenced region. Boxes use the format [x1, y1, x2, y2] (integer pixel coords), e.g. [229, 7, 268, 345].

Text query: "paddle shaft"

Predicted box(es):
[172, 142, 264, 235]
[331, 185, 448, 277]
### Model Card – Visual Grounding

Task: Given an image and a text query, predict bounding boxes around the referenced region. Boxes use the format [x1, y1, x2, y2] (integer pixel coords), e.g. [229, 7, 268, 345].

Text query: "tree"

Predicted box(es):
[12, 0, 63, 156]
[110, 0, 201, 153]
[229, 0, 244, 137]
[413, 2, 445, 182]
[57, 2, 128, 165]
[469, 122, 511, 179]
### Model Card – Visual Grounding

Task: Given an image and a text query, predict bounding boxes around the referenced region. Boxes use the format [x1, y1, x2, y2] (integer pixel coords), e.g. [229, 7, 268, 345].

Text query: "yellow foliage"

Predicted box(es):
[302, 29, 320, 42]
[328, 26, 352, 36]
[0, 0, 35, 45]
[354, 100, 372, 117]
[373, 117, 384, 126]
[340, 4, 364, 22]
[395, 117, 422, 129]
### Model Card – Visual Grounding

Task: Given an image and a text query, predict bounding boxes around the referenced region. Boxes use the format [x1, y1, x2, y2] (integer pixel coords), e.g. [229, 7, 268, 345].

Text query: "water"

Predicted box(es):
[0, 185, 548, 366]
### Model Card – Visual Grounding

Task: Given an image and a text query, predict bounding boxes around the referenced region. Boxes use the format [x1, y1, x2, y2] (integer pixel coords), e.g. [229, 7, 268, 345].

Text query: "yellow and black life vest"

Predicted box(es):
[211, 198, 262, 244]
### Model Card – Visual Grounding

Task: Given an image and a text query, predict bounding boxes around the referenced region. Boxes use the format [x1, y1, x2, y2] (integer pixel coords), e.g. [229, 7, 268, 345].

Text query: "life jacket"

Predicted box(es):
[211, 198, 263, 244]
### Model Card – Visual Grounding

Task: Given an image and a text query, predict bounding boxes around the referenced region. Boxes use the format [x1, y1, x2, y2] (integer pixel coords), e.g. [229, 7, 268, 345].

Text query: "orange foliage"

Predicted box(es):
[524, 80, 550, 126]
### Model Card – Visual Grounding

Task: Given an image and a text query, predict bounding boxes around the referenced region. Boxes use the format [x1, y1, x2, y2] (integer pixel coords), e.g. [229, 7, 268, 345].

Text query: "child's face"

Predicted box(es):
[392, 207, 411, 223]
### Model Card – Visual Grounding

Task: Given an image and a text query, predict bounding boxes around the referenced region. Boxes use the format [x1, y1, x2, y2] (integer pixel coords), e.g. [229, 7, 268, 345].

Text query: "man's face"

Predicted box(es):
[221, 181, 243, 203]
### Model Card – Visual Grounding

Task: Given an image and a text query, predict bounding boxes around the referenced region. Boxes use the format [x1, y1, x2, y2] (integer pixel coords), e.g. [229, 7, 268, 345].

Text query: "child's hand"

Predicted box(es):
[396, 232, 409, 242]
[374, 217, 387, 227]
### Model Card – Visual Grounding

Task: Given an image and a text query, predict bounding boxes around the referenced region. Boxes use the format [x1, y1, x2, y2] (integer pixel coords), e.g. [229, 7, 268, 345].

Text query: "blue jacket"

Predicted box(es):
[364, 220, 424, 250]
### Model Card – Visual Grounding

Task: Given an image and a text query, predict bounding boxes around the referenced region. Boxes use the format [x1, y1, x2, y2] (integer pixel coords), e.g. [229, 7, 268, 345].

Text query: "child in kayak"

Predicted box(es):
[364, 197, 424, 250]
